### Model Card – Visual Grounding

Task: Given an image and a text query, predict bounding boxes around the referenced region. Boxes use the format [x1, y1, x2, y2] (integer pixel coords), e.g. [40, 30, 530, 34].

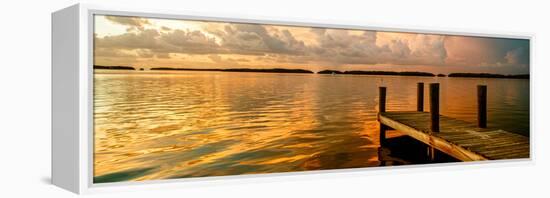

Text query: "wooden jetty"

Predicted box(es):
[377, 83, 529, 161]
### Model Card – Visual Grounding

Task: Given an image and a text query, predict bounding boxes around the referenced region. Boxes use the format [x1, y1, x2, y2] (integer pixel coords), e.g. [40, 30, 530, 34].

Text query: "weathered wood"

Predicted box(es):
[478, 85, 487, 128]
[379, 87, 386, 113]
[379, 87, 387, 146]
[429, 83, 440, 132]
[417, 83, 424, 112]
[428, 146, 436, 161]
[378, 111, 529, 161]
[380, 124, 387, 146]
[428, 83, 439, 160]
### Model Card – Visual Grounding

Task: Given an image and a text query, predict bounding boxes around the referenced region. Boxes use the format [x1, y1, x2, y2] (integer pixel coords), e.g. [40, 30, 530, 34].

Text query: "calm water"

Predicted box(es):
[93, 70, 529, 182]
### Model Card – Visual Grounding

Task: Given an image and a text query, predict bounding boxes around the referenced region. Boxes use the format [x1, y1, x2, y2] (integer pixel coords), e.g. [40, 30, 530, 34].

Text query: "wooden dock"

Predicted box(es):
[377, 83, 529, 161]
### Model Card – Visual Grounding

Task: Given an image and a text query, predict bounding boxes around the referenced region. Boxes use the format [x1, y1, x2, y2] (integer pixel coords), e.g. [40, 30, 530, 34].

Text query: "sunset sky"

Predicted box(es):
[94, 15, 530, 74]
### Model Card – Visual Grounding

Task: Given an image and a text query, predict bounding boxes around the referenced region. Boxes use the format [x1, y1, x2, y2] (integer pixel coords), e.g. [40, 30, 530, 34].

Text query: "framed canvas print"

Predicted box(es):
[52, 4, 533, 194]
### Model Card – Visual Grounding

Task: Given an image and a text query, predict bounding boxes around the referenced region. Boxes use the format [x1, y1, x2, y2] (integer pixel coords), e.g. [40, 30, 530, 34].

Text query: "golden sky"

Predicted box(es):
[94, 15, 529, 74]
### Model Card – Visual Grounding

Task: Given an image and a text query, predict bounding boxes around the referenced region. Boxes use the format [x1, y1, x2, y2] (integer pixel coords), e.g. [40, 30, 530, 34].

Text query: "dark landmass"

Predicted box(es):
[448, 73, 529, 79]
[224, 68, 314, 74]
[150, 67, 220, 72]
[150, 67, 314, 74]
[94, 65, 135, 70]
[343, 70, 436, 77]
[94, 65, 528, 79]
[317, 70, 344, 74]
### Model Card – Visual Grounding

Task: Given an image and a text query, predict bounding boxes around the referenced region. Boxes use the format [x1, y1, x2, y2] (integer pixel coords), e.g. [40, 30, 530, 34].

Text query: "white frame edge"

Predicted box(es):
[52, 4, 81, 194]
[51, 3, 535, 194]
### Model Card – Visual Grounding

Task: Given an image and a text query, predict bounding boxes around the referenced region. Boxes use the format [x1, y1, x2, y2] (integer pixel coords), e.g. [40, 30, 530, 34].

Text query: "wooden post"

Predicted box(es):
[428, 83, 439, 161]
[427, 146, 435, 162]
[379, 87, 387, 146]
[477, 85, 487, 128]
[429, 83, 440, 133]
[417, 82, 424, 112]
[379, 87, 386, 113]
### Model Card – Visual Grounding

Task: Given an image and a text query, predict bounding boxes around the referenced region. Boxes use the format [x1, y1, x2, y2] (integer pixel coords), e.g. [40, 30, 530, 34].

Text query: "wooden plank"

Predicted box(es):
[378, 114, 488, 161]
[378, 111, 529, 161]
[488, 150, 530, 159]
[469, 140, 529, 151]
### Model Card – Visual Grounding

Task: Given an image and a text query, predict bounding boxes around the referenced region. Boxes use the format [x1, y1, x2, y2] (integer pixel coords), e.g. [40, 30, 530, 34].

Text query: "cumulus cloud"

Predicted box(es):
[96, 16, 450, 67]
[95, 23, 308, 57]
[210, 24, 307, 55]
[96, 29, 159, 49]
[105, 16, 151, 31]
[94, 16, 530, 74]
[305, 29, 447, 66]
[159, 29, 222, 54]
[95, 28, 224, 56]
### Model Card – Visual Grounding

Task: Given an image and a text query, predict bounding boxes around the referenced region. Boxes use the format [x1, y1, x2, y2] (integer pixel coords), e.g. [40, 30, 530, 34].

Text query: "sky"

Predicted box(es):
[94, 15, 530, 74]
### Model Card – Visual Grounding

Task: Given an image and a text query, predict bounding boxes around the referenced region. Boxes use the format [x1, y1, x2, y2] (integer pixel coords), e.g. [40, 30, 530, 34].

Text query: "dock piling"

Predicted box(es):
[428, 83, 439, 161]
[477, 85, 487, 128]
[417, 83, 424, 112]
[379, 87, 387, 146]
[377, 84, 530, 162]
[429, 83, 440, 133]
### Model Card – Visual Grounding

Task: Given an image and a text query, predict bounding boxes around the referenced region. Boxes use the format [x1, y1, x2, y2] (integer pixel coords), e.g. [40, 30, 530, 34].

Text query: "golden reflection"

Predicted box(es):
[94, 71, 529, 182]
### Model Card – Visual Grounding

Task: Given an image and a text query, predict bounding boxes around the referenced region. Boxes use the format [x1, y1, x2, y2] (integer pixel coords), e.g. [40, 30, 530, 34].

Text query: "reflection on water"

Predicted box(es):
[93, 70, 529, 182]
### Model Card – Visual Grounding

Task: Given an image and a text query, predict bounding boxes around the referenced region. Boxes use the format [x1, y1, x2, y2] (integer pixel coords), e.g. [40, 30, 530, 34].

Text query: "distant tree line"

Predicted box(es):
[317, 70, 435, 76]
[93, 65, 135, 70]
[93, 65, 529, 79]
[447, 73, 529, 79]
[150, 67, 314, 74]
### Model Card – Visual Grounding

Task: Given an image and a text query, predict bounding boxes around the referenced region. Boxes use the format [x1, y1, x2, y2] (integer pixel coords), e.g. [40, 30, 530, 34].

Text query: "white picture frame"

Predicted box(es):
[52, 3, 534, 194]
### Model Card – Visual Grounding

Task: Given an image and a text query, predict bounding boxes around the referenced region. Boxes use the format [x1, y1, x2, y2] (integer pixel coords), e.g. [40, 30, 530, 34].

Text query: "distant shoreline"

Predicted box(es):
[317, 70, 528, 79]
[318, 70, 435, 77]
[94, 65, 529, 79]
[150, 67, 314, 74]
[447, 73, 529, 79]
[93, 65, 135, 70]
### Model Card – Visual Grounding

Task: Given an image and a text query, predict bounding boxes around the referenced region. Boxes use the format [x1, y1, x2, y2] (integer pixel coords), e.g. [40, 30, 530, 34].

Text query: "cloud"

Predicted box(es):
[105, 16, 151, 31]
[208, 24, 307, 55]
[444, 36, 529, 68]
[96, 29, 160, 49]
[94, 16, 530, 74]
[505, 47, 527, 65]
[305, 29, 447, 66]
[94, 24, 454, 67]
[208, 54, 222, 62]
[95, 23, 309, 58]
[94, 47, 135, 58]
[207, 54, 242, 67]
[159, 29, 223, 54]
[95, 28, 224, 55]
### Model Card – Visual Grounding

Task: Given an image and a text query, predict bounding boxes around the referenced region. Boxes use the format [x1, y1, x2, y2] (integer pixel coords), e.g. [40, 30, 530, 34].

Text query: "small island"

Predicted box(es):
[150, 67, 314, 74]
[437, 74, 446, 77]
[448, 73, 529, 79]
[94, 65, 135, 70]
[342, 70, 436, 77]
